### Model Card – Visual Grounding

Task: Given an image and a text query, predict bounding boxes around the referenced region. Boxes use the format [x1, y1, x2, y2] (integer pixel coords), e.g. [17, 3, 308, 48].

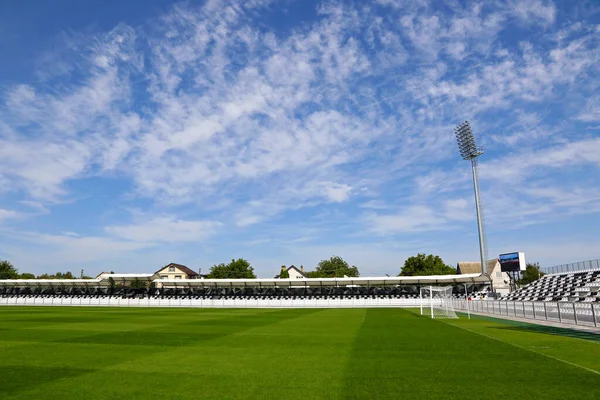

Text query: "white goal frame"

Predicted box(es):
[419, 286, 458, 319]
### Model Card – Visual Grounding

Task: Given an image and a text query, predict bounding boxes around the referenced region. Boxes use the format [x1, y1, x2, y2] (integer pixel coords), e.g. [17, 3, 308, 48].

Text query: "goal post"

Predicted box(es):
[419, 286, 458, 319]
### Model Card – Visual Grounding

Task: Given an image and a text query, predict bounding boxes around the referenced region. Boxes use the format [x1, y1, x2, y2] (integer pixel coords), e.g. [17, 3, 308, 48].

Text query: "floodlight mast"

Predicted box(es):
[454, 121, 488, 276]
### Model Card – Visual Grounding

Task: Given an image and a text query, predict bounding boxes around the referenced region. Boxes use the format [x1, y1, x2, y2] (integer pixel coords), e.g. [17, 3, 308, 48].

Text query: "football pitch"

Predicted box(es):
[1, 307, 599, 399]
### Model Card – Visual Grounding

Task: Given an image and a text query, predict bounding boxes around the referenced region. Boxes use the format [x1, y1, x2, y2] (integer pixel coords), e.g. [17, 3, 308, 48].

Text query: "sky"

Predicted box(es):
[0, 0, 599, 278]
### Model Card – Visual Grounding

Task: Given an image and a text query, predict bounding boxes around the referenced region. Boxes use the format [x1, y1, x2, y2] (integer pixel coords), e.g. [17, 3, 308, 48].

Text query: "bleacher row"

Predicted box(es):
[1, 286, 435, 299]
[0, 286, 473, 308]
[503, 270, 600, 302]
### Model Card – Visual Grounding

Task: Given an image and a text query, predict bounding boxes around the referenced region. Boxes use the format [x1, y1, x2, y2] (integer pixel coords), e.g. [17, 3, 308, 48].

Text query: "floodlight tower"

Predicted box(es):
[455, 121, 488, 276]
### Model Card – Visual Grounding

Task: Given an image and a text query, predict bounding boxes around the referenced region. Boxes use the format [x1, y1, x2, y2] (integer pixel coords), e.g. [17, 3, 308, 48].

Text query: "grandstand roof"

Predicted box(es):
[0, 273, 490, 288]
[96, 273, 154, 280]
[156, 273, 489, 287]
[0, 279, 103, 287]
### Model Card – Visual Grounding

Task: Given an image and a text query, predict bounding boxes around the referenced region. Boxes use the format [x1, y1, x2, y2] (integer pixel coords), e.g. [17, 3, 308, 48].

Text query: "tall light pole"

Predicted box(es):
[455, 121, 488, 276]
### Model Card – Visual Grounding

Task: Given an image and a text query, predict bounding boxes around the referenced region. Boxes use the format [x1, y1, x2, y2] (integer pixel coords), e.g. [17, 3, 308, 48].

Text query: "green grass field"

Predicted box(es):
[1, 307, 599, 399]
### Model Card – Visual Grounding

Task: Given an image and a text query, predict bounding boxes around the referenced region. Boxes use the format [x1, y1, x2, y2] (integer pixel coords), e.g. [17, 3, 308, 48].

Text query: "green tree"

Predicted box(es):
[279, 266, 290, 278]
[19, 272, 36, 279]
[309, 256, 359, 278]
[130, 278, 148, 289]
[400, 254, 457, 276]
[207, 258, 256, 279]
[520, 262, 544, 285]
[305, 270, 326, 278]
[37, 271, 77, 279]
[0, 260, 18, 279]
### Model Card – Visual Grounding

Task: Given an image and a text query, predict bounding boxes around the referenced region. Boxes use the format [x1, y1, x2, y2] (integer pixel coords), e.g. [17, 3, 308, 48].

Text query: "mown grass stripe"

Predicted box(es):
[1, 307, 599, 400]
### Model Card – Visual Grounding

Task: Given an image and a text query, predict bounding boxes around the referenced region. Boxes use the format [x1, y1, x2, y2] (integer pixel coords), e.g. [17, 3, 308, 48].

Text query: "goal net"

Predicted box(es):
[420, 286, 458, 319]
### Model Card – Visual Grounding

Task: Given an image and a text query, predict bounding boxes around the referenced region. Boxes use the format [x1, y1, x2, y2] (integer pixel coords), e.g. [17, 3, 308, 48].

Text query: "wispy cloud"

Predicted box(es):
[105, 216, 222, 243]
[0, 209, 20, 222]
[0, 0, 599, 274]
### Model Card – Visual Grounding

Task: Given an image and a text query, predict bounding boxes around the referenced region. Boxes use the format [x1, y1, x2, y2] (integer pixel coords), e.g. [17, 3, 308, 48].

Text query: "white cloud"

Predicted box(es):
[443, 198, 472, 221]
[1, 0, 596, 213]
[359, 200, 390, 210]
[236, 215, 263, 228]
[481, 137, 600, 183]
[0, 229, 154, 268]
[509, 0, 556, 25]
[365, 205, 449, 234]
[105, 216, 222, 243]
[61, 231, 80, 237]
[19, 200, 49, 214]
[577, 96, 600, 122]
[0, 209, 19, 221]
[321, 182, 353, 203]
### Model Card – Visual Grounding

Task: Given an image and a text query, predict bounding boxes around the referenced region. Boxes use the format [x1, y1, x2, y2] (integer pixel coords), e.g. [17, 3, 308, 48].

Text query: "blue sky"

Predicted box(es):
[0, 0, 599, 277]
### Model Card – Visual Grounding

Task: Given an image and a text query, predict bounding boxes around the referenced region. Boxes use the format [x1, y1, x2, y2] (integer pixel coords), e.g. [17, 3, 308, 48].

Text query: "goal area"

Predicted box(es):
[420, 286, 458, 319]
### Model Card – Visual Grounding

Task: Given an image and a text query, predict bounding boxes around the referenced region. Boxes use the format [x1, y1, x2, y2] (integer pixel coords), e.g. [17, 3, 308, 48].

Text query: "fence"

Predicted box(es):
[452, 299, 600, 328]
[0, 296, 426, 309]
[541, 259, 600, 275]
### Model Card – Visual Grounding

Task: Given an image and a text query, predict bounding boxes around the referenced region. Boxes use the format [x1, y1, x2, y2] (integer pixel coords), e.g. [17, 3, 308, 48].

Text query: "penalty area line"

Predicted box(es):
[439, 319, 600, 376]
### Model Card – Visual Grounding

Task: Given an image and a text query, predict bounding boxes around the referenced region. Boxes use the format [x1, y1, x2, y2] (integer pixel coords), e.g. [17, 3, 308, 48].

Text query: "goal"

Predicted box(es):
[420, 286, 458, 319]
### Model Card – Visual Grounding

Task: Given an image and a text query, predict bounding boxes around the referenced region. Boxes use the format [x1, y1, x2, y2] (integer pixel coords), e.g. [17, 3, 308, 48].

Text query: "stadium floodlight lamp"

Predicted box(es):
[454, 120, 488, 276]
[454, 121, 483, 160]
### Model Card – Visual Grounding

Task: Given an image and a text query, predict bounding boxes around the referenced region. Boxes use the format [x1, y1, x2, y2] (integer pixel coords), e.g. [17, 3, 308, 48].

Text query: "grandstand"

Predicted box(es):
[503, 269, 600, 302]
[0, 273, 488, 308]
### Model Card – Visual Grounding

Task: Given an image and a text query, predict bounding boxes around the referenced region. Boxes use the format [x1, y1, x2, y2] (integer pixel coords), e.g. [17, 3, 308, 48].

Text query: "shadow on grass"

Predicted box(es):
[492, 324, 600, 343]
[56, 331, 226, 347]
[55, 309, 326, 347]
[459, 313, 600, 343]
[0, 366, 95, 396]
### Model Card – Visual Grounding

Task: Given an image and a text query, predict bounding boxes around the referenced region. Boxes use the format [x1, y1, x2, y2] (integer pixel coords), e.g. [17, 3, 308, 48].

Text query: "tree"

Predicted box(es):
[0, 260, 18, 279]
[400, 254, 457, 276]
[35, 271, 77, 279]
[207, 258, 256, 279]
[19, 272, 36, 279]
[305, 270, 326, 278]
[279, 266, 290, 278]
[55, 271, 75, 279]
[309, 256, 359, 278]
[130, 278, 147, 289]
[520, 262, 544, 285]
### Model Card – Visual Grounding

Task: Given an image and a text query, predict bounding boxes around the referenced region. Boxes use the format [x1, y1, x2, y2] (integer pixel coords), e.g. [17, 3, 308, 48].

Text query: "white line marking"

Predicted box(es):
[441, 320, 600, 376]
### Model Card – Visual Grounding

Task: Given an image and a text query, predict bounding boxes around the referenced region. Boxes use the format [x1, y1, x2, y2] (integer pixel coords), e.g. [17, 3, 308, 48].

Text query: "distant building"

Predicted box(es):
[457, 259, 510, 295]
[274, 265, 307, 279]
[154, 263, 200, 280]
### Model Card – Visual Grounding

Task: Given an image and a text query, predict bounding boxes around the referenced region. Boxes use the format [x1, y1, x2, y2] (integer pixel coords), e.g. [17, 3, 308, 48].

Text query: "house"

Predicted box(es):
[457, 259, 510, 295]
[154, 263, 200, 280]
[274, 265, 307, 279]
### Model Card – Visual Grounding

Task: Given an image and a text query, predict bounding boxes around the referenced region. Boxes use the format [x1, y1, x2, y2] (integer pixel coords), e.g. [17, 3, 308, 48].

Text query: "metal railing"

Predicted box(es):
[541, 259, 600, 275]
[452, 299, 599, 328]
